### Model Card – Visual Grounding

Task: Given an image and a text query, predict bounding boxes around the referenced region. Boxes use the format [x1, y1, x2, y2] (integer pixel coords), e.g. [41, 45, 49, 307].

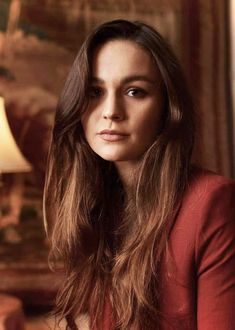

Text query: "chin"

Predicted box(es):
[98, 153, 127, 162]
[94, 149, 129, 162]
[97, 150, 142, 163]
[91, 144, 142, 162]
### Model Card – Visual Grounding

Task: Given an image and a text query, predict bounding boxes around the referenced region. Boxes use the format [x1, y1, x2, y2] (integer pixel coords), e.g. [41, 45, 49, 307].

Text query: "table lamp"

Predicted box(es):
[0, 96, 32, 175]
[0, 96, 32, 242]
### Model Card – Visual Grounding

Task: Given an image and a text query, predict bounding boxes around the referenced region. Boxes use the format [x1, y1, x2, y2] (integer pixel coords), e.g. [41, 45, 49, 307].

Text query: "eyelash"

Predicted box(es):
[126, 87, 147, 98]
[88, 86, 148, 99]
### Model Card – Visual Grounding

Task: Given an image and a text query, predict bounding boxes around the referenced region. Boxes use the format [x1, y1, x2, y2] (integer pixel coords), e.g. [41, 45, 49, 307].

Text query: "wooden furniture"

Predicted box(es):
[0, 217, 62, 308]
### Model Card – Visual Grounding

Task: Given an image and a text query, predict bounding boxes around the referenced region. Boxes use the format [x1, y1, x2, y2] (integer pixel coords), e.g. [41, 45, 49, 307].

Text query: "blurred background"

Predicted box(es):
[0, 0, 234, 329]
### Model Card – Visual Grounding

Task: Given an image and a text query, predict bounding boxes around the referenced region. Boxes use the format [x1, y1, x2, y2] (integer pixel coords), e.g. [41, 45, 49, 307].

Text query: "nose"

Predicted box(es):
[102, 93, 124, 121]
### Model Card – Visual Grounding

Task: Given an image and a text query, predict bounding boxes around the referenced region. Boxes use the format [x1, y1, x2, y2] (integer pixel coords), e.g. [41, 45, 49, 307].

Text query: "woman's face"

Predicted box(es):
[81, 39, 165, 164]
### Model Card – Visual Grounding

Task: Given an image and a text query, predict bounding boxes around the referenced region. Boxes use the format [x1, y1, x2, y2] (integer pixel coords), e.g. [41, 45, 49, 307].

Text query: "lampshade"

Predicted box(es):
[0, 96, 32, 173]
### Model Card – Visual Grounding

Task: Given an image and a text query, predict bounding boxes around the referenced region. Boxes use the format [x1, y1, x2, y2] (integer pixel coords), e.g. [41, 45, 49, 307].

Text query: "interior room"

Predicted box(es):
[0, 0, 234, 329]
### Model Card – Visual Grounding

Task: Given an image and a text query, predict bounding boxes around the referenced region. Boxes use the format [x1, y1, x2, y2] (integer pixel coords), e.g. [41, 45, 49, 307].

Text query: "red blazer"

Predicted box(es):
[96, 168, 235, 330]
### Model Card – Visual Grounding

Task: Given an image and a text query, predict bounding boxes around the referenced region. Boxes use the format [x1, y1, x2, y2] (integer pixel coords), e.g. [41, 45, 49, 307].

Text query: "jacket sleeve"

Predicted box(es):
[196, 181, 235, 330]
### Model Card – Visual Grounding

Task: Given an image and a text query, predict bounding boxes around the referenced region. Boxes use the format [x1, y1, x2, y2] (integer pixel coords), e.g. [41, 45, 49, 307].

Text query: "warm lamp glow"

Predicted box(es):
[0, 96, 32, 173]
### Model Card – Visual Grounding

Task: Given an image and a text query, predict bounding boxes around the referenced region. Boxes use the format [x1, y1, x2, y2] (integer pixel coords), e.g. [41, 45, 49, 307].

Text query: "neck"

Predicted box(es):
[114, 160, 140, 197]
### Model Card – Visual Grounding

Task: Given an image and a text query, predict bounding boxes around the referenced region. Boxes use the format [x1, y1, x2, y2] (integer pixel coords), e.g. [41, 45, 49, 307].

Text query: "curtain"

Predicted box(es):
[180, 0, 233, 177]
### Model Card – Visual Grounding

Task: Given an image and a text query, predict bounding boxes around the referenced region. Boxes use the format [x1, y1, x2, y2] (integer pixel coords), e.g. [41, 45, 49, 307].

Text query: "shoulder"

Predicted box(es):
[170, 167, 235, 265]
[181, 167, 235, 267]
[182, 166, 235, 215]
[188, 166, 235, 196]
[181, 166, 235, 231]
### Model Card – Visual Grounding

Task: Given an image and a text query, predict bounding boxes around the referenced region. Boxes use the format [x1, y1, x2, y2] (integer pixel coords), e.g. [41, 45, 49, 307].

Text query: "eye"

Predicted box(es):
[88, 86, 103, 98]
[126, 88, 147, 98]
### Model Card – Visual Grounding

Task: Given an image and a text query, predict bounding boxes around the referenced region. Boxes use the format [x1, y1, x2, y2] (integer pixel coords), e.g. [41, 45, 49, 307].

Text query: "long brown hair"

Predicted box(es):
[44, 19, 194, 329]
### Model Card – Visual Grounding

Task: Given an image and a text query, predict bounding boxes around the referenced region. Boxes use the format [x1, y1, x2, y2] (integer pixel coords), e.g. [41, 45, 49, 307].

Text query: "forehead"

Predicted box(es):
[91, 39, 161, 82]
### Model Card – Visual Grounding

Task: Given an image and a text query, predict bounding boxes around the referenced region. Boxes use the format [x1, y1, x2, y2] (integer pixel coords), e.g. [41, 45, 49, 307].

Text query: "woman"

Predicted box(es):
[44, 20, 235, 330]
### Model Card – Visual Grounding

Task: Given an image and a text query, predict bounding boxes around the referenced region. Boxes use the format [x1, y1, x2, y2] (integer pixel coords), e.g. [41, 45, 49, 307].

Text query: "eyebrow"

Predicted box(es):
[91, 75, 157, 85]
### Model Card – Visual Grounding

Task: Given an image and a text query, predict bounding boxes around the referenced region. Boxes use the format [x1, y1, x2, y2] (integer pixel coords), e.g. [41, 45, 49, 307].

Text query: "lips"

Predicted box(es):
[98, 129, 128, 142]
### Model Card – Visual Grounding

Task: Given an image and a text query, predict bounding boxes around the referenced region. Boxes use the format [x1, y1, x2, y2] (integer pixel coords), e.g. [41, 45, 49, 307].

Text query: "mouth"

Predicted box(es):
[98, 129, 129, 142]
